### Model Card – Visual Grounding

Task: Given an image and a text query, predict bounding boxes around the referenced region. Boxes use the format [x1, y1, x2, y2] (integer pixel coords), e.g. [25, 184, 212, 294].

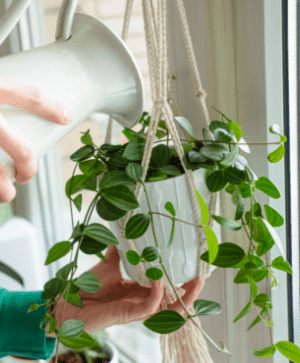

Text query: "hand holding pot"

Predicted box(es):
[0, 78, 72, 203]
[45, 246, 204, 338]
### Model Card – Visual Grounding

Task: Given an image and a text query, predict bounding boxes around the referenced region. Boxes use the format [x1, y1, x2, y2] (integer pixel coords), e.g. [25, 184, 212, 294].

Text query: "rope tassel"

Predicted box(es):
[159, 286, 214, 363]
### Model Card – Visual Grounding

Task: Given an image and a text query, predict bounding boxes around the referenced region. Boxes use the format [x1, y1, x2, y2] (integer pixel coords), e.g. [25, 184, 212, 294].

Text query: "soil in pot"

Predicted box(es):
[50, 351, 110, 363]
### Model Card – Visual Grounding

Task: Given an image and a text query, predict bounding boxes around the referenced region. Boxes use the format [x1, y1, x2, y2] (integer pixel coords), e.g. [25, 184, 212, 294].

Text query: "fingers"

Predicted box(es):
[127, 279, 164, 320]
[0, 163, 16, 203]
[167, 277, 205, 315]
[0, 78, 72, 125]
[0, 113, 38, 185]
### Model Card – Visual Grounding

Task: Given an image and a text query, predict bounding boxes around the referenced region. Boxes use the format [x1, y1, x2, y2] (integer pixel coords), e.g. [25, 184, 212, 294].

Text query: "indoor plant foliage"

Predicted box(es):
[27, 108, 300, 362]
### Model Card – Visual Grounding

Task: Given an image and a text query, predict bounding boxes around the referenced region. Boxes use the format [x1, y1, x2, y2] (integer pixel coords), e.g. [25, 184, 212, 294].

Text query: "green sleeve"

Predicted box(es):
[0, 288, 57, 360]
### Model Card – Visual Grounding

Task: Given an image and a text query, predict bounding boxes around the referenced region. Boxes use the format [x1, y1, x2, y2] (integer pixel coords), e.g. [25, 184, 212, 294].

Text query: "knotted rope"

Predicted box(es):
[103, 0, 217, 361]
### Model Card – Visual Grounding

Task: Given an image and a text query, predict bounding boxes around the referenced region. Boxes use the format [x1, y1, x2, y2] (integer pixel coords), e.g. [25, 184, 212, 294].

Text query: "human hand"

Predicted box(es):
[45, 246, 204, 338]
[0, 78, 72, 203]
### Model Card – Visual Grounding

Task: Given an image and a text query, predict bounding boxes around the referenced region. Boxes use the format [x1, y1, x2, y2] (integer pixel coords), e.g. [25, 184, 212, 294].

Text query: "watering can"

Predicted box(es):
[0, 0, 144, 183]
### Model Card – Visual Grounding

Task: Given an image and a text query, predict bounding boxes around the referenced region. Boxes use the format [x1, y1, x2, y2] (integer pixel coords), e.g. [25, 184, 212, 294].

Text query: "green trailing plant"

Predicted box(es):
[26, 107, 300, 362]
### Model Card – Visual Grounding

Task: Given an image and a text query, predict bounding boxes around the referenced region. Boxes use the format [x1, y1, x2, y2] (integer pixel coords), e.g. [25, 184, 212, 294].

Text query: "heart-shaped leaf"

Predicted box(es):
[126, 163, 144, 182]
[45, 241, 72, 265]
[193, 299, 222, 316]
[275, 341, 300, 362]
[101, 185, 139, 211]
[83, 223, 119, 245]
[99, 170, 134, 190]
[212, 215, 242, 231]
[143, 310, 186, 334]
[255, 177, 280, 199]
[150, 144, 172, 168]
[96, 198, 127, 221]
[200, 242, 245, 268]
[264, 205, 284, 227]
[74, 271, 101, 293]
[125, 214, 151, 239]
[123, 139, 146, 161]
[271, 256, 292, 274]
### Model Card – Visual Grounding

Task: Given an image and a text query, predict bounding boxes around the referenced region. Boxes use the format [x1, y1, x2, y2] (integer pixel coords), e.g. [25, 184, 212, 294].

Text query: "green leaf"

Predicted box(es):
[247, 307, 269, 330]
[209, 121, 234, 143]
[83, 223, 119, 246]
[125, 213, 151, 239]
[159, 165, 182, 176]
[45, 241, 72, 265]
[123, 139, 146, 161]
[80, 130, 93, 146]
[253, 203, 263, 217]
[126, 250, 140, 265]
[234, 155, 248, 171]
[141, 246, 160, 262]
[123, 128, 144, 141]
[233, 301, 254, 323]
[148, 171, 168, 182]
[226, 122, 242, 142]
[63, 290, 83, 308]
[28, 303, 40, 313]
[195, 189, 209, 225]
[235, 195, 245, 221]
[225, 184, 236, 194]
[42, 277, 68, 300]
[254, 293, 271, 308]
[231, 255, 264, 269]
[65, 175, 97, 198]
[206, 171, 228, 192]
[223, 167, 247, 185]
[188, 150, 206, 163]
[143, 310, 186, 334]
[234, 268, 267, 284]
[271, 256, 293, 274]
[174, 116, 194, 138]
[146, 267, 163, 280]
[43, 315, 57, 334]
[58, 331, 98, 349]
[250, 277, 258, 298]
[165, 202, 176, 216]
[150, 144, 172, 168]
[220, 144, 239, 167]
[74, 271, 101, 293]
[199, 144, 228, 161]
[264, 205, 284, 227]
[252, 345, 276, 358]
[204, 226, 219, 264]
[99, 170, 134, 190]
[57, 319, 85, 338]
[96, 198, 127, 221]
[56, 262, 75, 280]
[126, 163, 144, 182]
[70, 145, 94, 162]
[156, 130, 167, 139]
[269, 124, 283, 135]
[202, 128, 213, 142]
[193, 299, 222, 316]
[168, 218, 176, 248]
[79, 235, 108, 255]
[211, 106, 233, 122]
[212, 215, 242, 231]
[200, 242, 245, 268]
[267, 144, 285, 163]
[72, 194, 82, 212]
[79, 159, 104, 176]
[255, 177, 280, 199]
[101, 185, 139, 211]
[275, 341, 300, 362]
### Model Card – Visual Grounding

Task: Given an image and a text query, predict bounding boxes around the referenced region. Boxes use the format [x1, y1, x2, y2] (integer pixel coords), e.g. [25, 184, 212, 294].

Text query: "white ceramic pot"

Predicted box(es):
[109, 168, 221, 286]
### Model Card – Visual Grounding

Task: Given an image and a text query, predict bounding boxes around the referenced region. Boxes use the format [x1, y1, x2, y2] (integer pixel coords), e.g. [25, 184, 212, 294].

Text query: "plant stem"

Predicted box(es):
[265, 252, 273, 346]
[141, 181, 228, 354]
[51, 193, 100, 363]
[69, 162, 79, 231]
[150, 211, 202, 229]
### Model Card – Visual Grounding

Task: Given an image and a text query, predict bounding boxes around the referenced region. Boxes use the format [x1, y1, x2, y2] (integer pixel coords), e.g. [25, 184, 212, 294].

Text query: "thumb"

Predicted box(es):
[167, 277, 205, 314]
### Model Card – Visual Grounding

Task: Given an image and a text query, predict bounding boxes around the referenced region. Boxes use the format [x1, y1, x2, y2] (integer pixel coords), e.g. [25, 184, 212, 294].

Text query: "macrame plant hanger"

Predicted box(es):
[104, 0, 217, 362]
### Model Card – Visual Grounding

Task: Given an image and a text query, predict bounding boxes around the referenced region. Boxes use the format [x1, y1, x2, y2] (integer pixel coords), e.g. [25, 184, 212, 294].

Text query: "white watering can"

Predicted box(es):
[0, 0, 144, 183]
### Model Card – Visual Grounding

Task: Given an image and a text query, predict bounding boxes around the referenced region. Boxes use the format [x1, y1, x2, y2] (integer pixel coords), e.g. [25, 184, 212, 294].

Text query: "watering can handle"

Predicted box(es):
[0, 0, 32, 46]
[56, 0, 78, 41]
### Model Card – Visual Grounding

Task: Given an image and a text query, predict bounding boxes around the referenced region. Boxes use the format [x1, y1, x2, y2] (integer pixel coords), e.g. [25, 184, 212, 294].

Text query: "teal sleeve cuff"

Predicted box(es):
[0, 289, 57, 360]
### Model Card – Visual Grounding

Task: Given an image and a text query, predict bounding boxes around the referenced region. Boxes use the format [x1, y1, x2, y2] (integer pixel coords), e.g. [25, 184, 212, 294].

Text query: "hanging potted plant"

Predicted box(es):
[29, 105, 300, 362]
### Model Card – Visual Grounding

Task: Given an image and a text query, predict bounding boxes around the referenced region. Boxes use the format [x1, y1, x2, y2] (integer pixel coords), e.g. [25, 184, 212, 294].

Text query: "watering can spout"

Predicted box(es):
[0, 13, 144, 184]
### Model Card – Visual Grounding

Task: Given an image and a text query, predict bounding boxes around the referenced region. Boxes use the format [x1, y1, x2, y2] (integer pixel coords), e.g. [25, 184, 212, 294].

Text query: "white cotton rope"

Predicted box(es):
[103, 0, 218, 361]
